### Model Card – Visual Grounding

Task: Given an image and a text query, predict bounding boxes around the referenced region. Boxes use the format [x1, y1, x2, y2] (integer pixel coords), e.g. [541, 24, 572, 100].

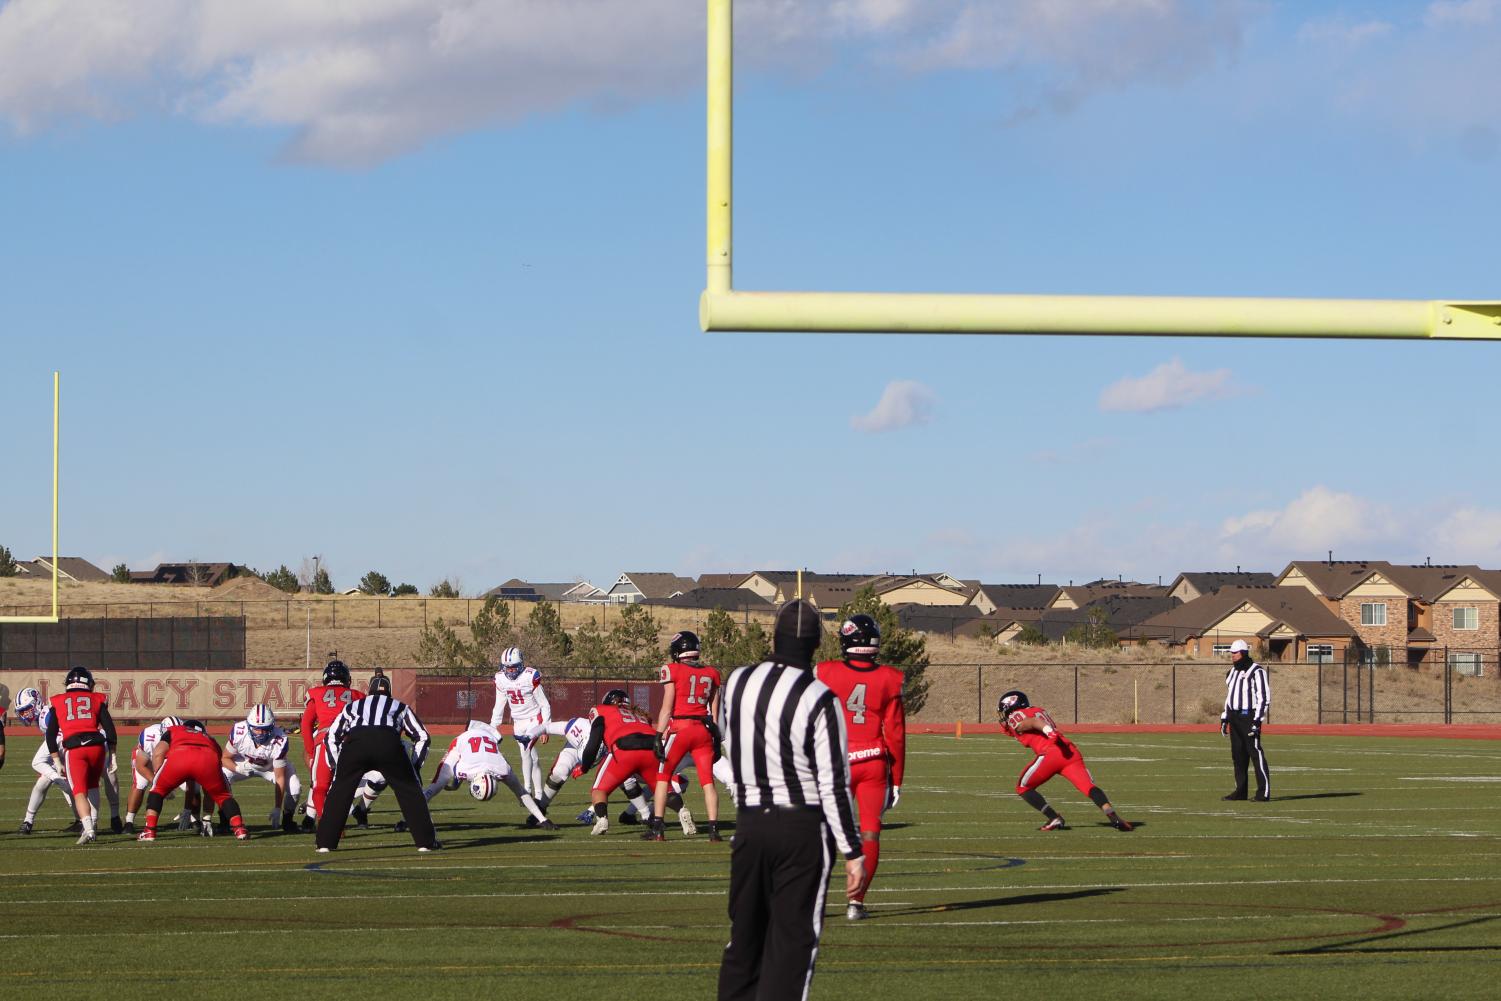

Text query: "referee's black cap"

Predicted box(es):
[774, 599, 822, 668]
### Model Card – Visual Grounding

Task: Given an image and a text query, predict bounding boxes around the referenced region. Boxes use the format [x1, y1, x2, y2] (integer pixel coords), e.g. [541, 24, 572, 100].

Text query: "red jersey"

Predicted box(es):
[49, 691, 110, 746]
[162, 724, 221, 756]
[660, 660, 722, 718]
[1003, 705, 1076, 757]
[815, 659, 907, 785]
[301, 684, 364, 741]
[589, 702, 657, 751]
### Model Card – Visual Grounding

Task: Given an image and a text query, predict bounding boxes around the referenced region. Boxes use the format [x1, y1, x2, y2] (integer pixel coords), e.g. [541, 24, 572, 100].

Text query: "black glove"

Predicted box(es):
[1220, 719, 1229, 736]
[1248, 722, 1261, 738]
[706, 721, 723, 761]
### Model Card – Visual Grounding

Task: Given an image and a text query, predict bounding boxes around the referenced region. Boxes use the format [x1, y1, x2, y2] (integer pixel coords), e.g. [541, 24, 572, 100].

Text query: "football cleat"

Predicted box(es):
[846, 902, 869, 921]
[678, 805, 698, 837]
[394, 820, 409, 834]
[18, 820, 33, 835]
[110, 816, 123, 835]
[281, 813, 299, 834]
[76, 830, 96, 846]
[65, 820, 83, 834]
[1253, 795, 1271, 802]
[200, 818, 215, 838]
[417, 840, 444, 853]
[300, 815, 317, 833]
[121, 821, 136, 835]
[1109, 815, 1134, 832]
[315, 847, 331, 854]
[136, 829, 156, 843]
[1040, 816, 1066, 832]
[591, 816, 609, 836]
[706, 824, 723, 844]
[1222, 793, 1247, 801]
[618, 810, 642, 826]
[538, 819, 558, 831]
[352, 805, 370, 828]
[524, 815, 538, 828]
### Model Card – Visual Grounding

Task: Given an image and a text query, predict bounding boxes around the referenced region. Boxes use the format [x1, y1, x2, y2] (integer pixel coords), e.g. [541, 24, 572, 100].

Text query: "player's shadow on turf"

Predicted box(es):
[877, 887, 1120, 919]
[1267, 792, 1362, 801]
[447, 834, 560, 849]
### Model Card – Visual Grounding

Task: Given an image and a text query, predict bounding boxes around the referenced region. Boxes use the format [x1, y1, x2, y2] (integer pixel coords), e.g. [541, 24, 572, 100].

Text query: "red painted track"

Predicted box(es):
[913, 722, 1501, 739]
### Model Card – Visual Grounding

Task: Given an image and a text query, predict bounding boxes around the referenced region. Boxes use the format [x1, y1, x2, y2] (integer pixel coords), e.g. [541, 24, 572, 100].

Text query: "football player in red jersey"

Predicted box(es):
[815, 614, 907, 920]
[577, 690, 665, 836]
[137, 720, 249, 841]
[45, 666, 119, 845]
[645, 630, 724, 842]
[300, 658, 364, 832]
[997, 690, 1132, 832]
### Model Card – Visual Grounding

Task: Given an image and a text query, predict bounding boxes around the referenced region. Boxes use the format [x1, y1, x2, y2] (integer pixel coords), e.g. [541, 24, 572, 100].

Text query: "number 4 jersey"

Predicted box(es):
[814, 659, 907, 786]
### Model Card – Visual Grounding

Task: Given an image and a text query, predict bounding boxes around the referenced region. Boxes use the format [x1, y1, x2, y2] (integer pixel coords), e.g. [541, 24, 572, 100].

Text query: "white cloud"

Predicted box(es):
[1297, 15, 1394, 48]
[850, 379, 935, 433]
[1431, 508, 1501, 564]
[1425, 0, 1500, 28]
[1218, 486, 1401, 556]
[0, 0, 1249, 165]
[1098, 358, 1236, 414]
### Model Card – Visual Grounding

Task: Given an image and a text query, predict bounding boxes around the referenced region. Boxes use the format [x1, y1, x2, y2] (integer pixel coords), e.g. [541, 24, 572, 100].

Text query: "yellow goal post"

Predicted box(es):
[697, 0, 1499, 340]
[0, 372, 60, 624]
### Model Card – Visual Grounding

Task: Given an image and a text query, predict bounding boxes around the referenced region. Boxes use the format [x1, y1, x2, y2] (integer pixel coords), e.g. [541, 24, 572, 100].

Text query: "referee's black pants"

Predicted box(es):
[316, 728, 437, 850]
[718, 806, 834, 1001]
[1227, 713, 1270, 800]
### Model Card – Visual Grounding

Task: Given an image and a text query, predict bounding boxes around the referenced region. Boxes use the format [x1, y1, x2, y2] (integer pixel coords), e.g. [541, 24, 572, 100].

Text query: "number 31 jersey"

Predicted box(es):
[491, 668, 550, 729]
[814, 659, 907, 786]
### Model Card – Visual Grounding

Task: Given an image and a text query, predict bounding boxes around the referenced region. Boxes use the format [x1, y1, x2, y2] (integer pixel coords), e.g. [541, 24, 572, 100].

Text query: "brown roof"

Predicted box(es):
[1278, 561, 1390, 598]
[20, 557, 111, 583]
[1171, 571, 1276, 594]
[1130, 585, 1354, 641]
[1378, 564, 1483, 601]
[697, 573, 751, 590]
[1433, 569, 1501, 601]
[1056, 582, 1168, 606]
[973, 583, 1060, 609]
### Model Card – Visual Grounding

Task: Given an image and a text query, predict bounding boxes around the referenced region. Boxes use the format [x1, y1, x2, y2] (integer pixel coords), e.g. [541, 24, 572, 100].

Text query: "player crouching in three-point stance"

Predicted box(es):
[535, 715, 655, 826]
[421, 720, 556, 829]
[138, 720, 250, 842]
[125, 715, 202, 834]
[998, 691, 1132, 832]
[45, 667, 120, 845]
[816, 614, 907, 920]
[578, 690, 664, 836]
[221, 705, 301, 832]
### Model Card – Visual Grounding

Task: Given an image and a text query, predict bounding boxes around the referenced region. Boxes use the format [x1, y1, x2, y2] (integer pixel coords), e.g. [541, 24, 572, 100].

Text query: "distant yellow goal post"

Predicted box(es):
[0, 372, 60, 624]
[697, 0, 1499, 340]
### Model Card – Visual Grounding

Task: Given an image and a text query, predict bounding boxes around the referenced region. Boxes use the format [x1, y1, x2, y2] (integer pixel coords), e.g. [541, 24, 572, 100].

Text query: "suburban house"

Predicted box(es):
[1428, 569, 1501, 676]
[1036, 594, 1181, 642]
[1276, 560, 1489, 666]
[1127, 585, 1356, 661]
[482, 579, 604, 602]
[1166, 570, 1275, 603]
[661, 587, 773, 611]
[128, 563, 248, 587]
[1046, 580, 1169, 610]
[870, 574, 975, 606]
[14, 556, 111, 583]
[738, 572, 875, 603]
[891, 603, 984, 635]
[737, 570, 973, 609]
[604, 572, 696, 604]
[968, 583, 1060, 616]
[696, 573, 751, 590]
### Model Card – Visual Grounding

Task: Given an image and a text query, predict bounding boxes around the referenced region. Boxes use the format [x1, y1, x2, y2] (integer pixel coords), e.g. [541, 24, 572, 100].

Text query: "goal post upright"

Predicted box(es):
[697, 0, 1500, 340]
[1, 371, 61, 625]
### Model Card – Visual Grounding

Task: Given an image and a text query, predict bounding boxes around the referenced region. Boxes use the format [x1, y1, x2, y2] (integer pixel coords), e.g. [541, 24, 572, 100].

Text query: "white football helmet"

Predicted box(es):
[246, 704, 276, 745]
[160, 715, 185, 729]
[469, 774, 498, 801]
[499, 646, 525, 679]
[14, 687, 42, 726]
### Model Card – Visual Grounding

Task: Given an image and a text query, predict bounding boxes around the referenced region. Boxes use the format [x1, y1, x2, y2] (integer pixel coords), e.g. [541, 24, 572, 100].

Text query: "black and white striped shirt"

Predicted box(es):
[722, 660, 863, 860]
[1223, 661, 1271, 722]
[329, 694, 430, 763]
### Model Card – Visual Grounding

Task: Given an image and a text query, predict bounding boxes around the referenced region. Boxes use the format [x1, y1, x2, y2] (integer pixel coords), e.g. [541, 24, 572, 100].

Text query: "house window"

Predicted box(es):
[1360, 602, 1387, 627]
[1452, 607, 1479, 631]
[1449, 652, 1484, 678]
[1211, 643, 1233, 656]
[1307, 644, 1334, 664]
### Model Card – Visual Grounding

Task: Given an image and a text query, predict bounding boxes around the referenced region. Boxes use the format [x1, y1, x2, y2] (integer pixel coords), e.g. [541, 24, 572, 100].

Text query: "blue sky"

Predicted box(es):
[3, 1, 1500, 593]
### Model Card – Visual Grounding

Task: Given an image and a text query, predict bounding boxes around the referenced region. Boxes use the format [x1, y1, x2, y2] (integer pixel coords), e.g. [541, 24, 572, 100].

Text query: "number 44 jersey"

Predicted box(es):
[814, 659, 907, 786]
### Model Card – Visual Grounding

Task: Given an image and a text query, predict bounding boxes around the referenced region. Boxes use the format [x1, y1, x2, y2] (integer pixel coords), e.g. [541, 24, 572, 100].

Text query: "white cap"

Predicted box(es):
[1229, 639, 1250, 654]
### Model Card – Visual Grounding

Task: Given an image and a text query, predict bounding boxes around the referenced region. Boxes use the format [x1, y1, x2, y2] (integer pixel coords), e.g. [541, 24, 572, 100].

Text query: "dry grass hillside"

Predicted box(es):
[5, 578, 1495, 724]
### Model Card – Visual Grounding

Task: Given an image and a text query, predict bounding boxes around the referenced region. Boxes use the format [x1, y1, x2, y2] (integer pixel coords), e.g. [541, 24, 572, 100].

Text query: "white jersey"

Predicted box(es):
[545, 716, 592, 751]
[227, 721, 290, 773]
[439, 721, 511, 781]
[31, 707, 60, 772]
[490, 667, 551, 732]
[137, 722, 168, 759]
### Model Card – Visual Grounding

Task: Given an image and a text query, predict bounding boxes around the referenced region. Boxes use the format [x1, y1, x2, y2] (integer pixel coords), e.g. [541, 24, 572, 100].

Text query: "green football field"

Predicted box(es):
[2, 731, 1499, 999]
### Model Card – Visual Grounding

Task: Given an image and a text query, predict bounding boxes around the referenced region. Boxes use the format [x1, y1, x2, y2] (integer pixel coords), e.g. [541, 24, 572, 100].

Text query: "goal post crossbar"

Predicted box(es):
[697, 0, 1500, 340]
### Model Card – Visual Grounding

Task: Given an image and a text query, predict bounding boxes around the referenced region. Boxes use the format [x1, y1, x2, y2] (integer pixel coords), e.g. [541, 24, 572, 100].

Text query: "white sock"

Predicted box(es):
[125, 811, 136, 824]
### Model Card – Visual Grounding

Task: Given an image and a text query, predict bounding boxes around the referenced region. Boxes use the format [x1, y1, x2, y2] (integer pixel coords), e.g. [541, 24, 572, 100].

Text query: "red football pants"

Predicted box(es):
[309, 743, 334, 817]
[1016, 746, 1094, 796]
[849, 757, 890, 835]
[591, 749, 662, 799]
[660, 721, 716, 785]
[151, 748, 232, 807]
[64, 745, 107, 796]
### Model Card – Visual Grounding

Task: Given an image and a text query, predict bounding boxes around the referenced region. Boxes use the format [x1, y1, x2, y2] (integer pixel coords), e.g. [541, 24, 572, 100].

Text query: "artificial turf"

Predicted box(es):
[1, 731, 1498, 999]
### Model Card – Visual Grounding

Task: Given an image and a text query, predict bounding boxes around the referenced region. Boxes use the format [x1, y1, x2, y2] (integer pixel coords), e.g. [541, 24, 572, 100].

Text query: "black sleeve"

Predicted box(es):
[99, 705, 118, 748]
[45, 711, 60, 754]
[578, 718, 607, 773]
[0, 717, 6, 747]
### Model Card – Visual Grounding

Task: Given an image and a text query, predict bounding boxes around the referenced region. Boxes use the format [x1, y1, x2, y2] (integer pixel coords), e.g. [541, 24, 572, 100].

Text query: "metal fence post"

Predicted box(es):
[1171, 663, 1177, 724]
[1073, 665, 1079, 724]
[976, 664, 982, 723]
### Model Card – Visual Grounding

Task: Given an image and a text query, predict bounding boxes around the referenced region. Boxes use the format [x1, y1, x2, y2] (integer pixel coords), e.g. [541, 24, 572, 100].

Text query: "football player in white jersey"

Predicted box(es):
[13, 688, 76, 834]
[535, 715, 653, 824]
[415, 720, 555, 828]
[221, 705, 301, 832]
[489, 647, 552, 799]
[124, 715, 199, 834]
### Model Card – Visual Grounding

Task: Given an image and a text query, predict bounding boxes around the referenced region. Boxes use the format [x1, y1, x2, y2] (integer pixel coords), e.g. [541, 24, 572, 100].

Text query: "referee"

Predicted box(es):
[1220, 639, 1271, 802]
[718, 599, 864, 1001]
[315, 691, 439, 852]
